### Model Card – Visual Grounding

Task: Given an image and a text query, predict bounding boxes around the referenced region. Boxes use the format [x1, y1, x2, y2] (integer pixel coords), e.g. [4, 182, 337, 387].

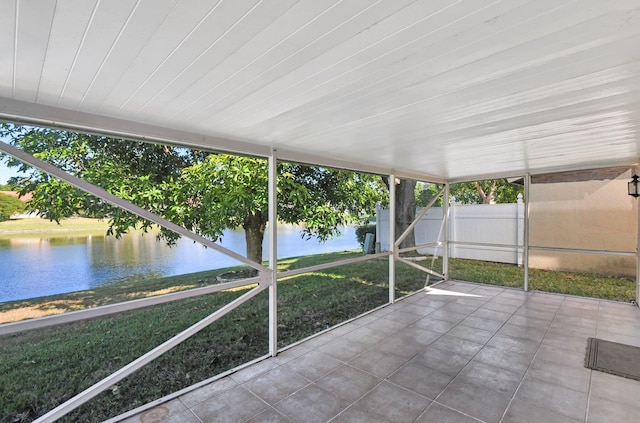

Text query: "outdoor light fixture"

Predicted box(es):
[629, 174, 639, 197]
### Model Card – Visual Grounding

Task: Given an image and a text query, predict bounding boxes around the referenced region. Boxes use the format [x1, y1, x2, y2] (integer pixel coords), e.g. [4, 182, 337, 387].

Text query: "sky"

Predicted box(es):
[0, 139, 22, 184]
[0, 164, 20, 184]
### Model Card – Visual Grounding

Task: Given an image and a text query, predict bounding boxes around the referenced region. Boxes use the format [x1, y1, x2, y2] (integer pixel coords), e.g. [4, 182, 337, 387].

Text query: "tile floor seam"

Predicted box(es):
[430, 292, 517, 408]
[498, 293, 572, 423]
[184, 407, 204, 423]
[177, 396, 204, 423]
[583, 300, 602, 423]
[323, 292, 458, 423]
[323, 379, 388, 423]
[117, 283, 640, 423]
[413, 400, 488, 423]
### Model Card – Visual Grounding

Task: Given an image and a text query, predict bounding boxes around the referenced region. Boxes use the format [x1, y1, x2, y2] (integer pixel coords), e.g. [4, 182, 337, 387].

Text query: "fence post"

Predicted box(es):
[388, 174, 396, 304]
[442, 184, 449, 279]
[524, 174, 530, 292]
[517, 193, 524, 266]
[449, 196, 456, 260]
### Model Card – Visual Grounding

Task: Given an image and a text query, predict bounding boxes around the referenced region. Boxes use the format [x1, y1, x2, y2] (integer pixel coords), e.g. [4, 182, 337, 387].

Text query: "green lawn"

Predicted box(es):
[0, 252, 425, 423]
[0, 217, 110, 238]
[0, 252, 635, 423]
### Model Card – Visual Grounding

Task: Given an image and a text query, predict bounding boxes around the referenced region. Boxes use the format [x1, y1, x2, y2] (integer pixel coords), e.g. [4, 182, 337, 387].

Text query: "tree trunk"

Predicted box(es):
[243, 212, 267, 276]
[395, 179, 418, 255]
[475, 181, 496, 204]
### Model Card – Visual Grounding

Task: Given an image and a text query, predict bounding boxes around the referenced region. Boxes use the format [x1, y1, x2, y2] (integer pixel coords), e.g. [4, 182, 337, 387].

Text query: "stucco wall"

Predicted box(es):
[529, 175, 637, 278]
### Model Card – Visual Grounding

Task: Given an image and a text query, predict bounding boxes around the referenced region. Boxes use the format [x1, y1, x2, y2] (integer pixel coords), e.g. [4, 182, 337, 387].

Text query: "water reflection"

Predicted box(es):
[0, 225, 359, 302]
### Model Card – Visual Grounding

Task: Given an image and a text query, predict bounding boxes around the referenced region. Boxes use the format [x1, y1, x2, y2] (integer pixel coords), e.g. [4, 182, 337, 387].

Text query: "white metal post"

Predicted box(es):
[443, 183, 450, 280]
[636, 166, 640, 305]
[524, 173, 530, 292]
[389, 174, 396, 303]
[268, 149, 278, 356]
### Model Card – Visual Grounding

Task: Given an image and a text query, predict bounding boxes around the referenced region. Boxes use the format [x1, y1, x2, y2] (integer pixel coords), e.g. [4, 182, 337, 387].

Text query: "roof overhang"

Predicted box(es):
[1, 0, 639, 182]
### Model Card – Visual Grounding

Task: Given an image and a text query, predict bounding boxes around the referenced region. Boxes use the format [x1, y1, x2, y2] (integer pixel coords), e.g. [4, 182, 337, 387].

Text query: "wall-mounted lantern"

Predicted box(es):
[628, 174, 639, 197]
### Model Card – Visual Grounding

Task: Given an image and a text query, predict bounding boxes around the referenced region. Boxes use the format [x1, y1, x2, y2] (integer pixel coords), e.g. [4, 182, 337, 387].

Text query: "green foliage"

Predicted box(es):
[450, 179, 523, 204]
[414, 180, 524, 207]
[0, 123, 387, 262]
[355, 224, 376, 247]
[0, 193, 25, 221]
[415, 182, 444, 207]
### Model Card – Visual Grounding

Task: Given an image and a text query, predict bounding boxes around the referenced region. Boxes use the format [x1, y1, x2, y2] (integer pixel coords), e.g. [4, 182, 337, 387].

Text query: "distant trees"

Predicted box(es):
[0, 123, 386, 269]
[0, 193, 25, 221]
[416, 179, 523, 207]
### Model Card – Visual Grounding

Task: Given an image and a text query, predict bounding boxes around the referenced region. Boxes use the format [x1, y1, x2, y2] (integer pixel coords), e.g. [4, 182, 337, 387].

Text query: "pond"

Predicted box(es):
[0, 224, 360, 302]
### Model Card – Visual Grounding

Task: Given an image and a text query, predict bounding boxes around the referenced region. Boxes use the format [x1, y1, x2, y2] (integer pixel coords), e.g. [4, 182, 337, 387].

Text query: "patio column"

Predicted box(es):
[524, 173, 530, 292]
[636, 169, 640, 305]
[389, 173, 396, 303]
[268, 149, 278, 356]
[443, 182, 449, 280]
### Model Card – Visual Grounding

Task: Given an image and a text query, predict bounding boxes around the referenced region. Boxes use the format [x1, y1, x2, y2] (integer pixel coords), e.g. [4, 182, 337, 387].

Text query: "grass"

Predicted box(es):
[0, 217, 110, 238]
[0, 251, 426, 423]
[0, 252, 636, 422]
[448, 258, 636, 302]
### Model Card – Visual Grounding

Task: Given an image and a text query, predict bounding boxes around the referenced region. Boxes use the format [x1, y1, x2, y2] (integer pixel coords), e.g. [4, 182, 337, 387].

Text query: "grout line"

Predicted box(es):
[583, 300, 602, 423]
[498, 293, 572, 422]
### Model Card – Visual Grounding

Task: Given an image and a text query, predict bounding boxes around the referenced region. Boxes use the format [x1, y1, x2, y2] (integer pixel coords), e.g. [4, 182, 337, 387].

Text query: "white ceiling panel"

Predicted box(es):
[1, 0, 639, 182]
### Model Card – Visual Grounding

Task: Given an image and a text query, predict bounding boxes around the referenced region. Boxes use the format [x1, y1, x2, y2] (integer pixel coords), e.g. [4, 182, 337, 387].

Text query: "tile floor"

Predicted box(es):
[114, 281, 640, 423]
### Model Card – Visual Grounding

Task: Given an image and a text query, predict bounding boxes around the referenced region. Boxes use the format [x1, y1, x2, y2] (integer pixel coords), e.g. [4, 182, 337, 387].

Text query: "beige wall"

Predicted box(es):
[529, 173, 637, 278]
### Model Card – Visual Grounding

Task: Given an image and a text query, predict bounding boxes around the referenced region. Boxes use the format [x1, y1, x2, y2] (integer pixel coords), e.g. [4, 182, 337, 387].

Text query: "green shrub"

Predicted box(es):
[0, 193, 25, 221]
[355, 224, 376, 248]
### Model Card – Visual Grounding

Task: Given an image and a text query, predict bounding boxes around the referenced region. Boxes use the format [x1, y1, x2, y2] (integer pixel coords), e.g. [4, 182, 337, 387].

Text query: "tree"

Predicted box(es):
[380, 177, 418, 254]
[450, 180, 523, 204]
[0, 124, 386, 271]
[415, 180, 523, 207]
[0, 192, 25, 221]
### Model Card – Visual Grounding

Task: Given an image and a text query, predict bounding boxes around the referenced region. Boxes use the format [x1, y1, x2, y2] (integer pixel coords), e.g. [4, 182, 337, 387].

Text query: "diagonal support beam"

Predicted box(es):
[395, 185, 445, 248]
[32, 283, 268, 423]
[397, 256, 445, 279]
[0, 140, 268, 273]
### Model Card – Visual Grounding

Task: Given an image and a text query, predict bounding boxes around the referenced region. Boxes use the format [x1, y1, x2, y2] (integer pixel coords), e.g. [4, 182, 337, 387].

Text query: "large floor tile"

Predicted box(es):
[243, 366, 310, 405]
[190, 386, 269, 423]
[515, 376, 588, 421]
[503, 398, 583, 423]
[436, 378, 511, 423]
[388, 360, 454, 399]
[274, 384, 350, 423]
[348, 348, 407, 378]
[452, 360, 522, 396]
[315, 364, 381, 402]
[411, 346, 472, 377]
[415, 402, 480, 423]
[283, 349, 344, 381]
[354, 381, 431, 422]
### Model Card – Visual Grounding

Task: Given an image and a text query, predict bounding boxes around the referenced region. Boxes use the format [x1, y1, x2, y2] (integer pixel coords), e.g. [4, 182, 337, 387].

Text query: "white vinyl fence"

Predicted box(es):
[377, 195, 525, 265]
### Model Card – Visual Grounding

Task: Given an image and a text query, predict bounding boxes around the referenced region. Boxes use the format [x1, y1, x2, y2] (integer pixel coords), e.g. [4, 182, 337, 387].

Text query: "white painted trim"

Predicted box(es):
[396, 256, 444, 279]
[0, 98, 446, 183]
[0, 277, 259, 336]
[277, 252, 391, 279]
[524, 173, 530, 292]
[32, 283, 268, 423]
[268, 149, 278, 357]
[0, 97, 271, 157]
[388, 173, 396, 304]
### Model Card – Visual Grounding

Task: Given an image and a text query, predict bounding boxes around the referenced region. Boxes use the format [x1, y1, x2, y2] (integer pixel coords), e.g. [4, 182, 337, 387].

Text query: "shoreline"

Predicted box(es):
[0, 217, 111, 237]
